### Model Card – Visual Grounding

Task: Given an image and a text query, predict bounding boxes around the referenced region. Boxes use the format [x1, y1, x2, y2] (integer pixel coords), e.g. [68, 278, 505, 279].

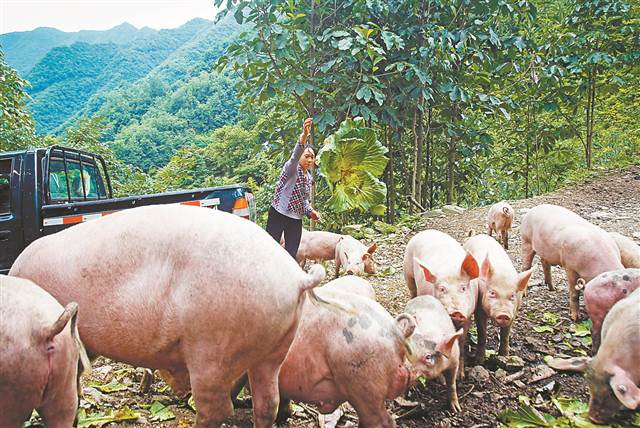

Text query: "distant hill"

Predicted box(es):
[22, 17, 238, 135]
[0, 22, 152, 76]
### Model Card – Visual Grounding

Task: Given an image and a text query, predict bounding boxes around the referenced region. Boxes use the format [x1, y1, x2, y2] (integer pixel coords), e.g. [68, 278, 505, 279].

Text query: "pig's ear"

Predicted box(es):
[367, 243, 378, 254]
[480, 254, 493, 280]
[547, 356, 591, 372]
[610, 366, 640, 410]
[461, 252, 479, 279]
[415, 257, 437, 284]
[517, 268, 534, 292]
[436, 328, 463, 359]
[395, 313, 417, 338]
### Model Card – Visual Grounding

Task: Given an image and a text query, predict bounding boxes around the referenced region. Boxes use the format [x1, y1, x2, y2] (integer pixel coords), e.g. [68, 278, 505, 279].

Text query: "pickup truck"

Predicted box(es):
[0, 145, 256, 274]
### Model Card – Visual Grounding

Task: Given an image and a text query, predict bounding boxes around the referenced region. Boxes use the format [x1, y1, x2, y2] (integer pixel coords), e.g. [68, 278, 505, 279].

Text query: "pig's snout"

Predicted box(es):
[588, 409, 609, 425]
[495, 314, 512, 327]
[346, 269, 355, 275]
[449, 311, 467, 324]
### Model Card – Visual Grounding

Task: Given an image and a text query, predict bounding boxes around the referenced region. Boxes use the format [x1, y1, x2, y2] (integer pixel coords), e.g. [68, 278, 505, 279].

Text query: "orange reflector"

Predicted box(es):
[233, 197, 249, 209]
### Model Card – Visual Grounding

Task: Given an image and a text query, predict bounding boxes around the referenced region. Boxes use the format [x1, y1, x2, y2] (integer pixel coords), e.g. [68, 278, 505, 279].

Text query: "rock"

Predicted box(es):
[495, 368, 508, 381]
[518, 208, 530, 215]
[633, 232, 640, 241]
[442, 204, 465, 215]
[469, 365, 491, 384]
[421, 209, 444, 218]
[372, 220, 397, 234]
[514, 380, 526, 388]
[496, 355, 525, 372]
[529, 365, 556, 383]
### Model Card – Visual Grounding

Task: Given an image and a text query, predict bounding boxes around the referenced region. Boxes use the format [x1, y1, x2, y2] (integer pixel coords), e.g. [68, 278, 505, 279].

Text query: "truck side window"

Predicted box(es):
[49, 158, 107, 201]
[0, 159, 10, 215]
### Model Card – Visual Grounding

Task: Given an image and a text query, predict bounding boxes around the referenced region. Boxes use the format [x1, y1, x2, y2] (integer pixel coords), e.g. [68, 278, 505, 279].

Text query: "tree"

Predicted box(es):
[0, 49, 35, 151]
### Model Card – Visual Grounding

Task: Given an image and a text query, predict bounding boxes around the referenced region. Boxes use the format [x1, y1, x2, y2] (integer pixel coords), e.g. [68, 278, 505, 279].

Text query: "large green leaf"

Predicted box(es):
[318, 118, 388, 214]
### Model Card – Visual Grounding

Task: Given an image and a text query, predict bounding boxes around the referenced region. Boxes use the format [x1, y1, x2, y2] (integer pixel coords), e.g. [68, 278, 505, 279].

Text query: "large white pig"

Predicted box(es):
[0, 275, 90, 428]
[520, 204, 623, 321]
[9, 204, 326, 428]
[548, 288, 640, 424]
[334, 236, 377, 278]
[464, 234, 532, 363]
[609, 232, 640, 268]
[403, 229, 479, 377]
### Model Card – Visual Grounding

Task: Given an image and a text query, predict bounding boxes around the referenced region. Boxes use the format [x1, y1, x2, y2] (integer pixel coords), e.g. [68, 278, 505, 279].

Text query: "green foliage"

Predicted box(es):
[0, 49, 36, 151]
[318, 118, 388, 214]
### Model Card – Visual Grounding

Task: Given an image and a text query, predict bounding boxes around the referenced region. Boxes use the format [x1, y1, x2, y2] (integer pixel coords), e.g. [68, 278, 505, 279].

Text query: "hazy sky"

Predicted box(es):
[1, 0, 221, 34]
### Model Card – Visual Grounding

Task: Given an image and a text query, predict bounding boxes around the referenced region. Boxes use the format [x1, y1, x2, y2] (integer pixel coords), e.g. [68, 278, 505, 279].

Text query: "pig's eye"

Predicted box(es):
[488, 290, 497, 298]
[509, 293, 516, 301]
[460, 285, 467, 292]
[622, 289, 628, 295]
[438, 285, 447, 294]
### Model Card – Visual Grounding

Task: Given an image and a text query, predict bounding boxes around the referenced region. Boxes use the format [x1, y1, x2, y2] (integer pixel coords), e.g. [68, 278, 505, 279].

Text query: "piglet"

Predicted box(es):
[520, 204, 623, 321]
[403, 229, 479, 377]
[609, 232, 640, 268]
[276, 288, 419, 427]
[548, 288, 640, 424]
[322, 276, 376, 301]
[404, 296, 463, 412]
[487, 201, 514, 250]
[582, 268, 640, 352]
[464, 234, 532, 363]
[0, 275, 90, 428]
[334, 236, 377, 278]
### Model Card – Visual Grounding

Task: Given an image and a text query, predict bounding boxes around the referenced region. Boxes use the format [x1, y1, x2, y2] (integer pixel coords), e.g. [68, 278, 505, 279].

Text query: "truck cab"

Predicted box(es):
[0, 146, 256, 273]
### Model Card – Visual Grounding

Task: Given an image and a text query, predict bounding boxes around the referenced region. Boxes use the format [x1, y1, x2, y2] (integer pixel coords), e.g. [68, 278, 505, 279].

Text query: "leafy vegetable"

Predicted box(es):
[318, 118, 388, 214]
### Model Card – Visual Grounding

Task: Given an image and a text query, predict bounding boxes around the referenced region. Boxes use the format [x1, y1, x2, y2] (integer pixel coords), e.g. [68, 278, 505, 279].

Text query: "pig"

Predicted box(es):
[0, 275, 90, 428]
[487, 201, 514, 250]
[273, 288, 419, 427]
[463, 234, 533, 363]
[321, 275, 376, 300]
[582, 268, 640, 352]
[403, 229, 479, 377]
[295, 230, 344, 267]
[609, 232, 640, 268]
[520, 204, 623, 321]
[548, 288, 640, 424]
[404, 296, 464, 412]
[334, 236, 377, 278]
[9, 204, 327, 428]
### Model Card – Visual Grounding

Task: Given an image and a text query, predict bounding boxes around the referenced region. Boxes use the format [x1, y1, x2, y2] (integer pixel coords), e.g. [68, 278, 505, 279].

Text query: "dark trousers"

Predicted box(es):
[266, 206, 302, 259]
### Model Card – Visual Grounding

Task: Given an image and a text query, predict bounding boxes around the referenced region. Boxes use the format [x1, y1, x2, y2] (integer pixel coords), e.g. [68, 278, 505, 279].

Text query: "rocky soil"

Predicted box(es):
[44, 166, 640, 428]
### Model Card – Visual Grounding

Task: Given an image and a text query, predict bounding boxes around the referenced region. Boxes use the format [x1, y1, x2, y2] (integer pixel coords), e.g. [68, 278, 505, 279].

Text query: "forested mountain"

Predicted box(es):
[23, 18, 231, 135]
[0, 22, 153, 76]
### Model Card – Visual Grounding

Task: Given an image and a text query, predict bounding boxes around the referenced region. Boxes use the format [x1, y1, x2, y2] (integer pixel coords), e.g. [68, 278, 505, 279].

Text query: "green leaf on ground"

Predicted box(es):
[150, 401, 176, 422]
[533, 325, 554, 333]
[571, 320, 592, 337]
[498, 403, 555, 427]
[86, 379, 129, 393]
[76, 407, 140, 428]
[542, 312, 559, 325]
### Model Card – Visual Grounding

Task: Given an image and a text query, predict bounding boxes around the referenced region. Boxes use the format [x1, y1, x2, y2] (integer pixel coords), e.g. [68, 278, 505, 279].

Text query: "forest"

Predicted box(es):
[1, 0, 638, 228]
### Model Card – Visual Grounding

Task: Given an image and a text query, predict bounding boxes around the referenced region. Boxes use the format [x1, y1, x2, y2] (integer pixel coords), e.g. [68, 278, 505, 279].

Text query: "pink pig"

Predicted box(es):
[609, 232, 640, 268]
[321, 276, 376, 301]
[520, 204, 623, 321]
[404, 296, 464, 412]
[294, 230, 344, 267]
[487, 201, 514, 250]
[277, 288, 419, 427]
[583, 268, 640, 352]
[0, 275, 90, 428]
[334, 236, 377, 278]
[10, 205, 326, 428]
[463, 234, 532, 363]
[548, 288, 640, 424]
[403, 229, 479, 377]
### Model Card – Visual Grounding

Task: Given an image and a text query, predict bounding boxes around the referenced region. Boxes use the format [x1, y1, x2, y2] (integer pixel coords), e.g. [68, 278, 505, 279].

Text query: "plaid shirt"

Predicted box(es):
[272, 143, 313, 219]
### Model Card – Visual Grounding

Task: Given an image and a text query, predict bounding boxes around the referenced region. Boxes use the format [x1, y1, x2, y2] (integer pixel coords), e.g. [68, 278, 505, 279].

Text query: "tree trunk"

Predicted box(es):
[411, 106, 419, 213]
[585, 69, 596, 169]
[388, 127, 396, 224]
[416, 101, 424, 206]
[423, 107, 432, 208]
[447, 105, 458, 204]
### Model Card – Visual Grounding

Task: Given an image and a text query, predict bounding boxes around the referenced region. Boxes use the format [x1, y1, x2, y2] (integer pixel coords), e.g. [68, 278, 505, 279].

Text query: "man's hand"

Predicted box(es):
[299, 117, 313, 145]
[310, 210, 321, 222]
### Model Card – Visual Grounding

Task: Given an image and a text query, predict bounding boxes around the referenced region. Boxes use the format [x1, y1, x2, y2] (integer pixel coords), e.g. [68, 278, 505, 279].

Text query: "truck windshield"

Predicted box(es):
[0, 159, 10, 215]
[49, 158, 107, 201]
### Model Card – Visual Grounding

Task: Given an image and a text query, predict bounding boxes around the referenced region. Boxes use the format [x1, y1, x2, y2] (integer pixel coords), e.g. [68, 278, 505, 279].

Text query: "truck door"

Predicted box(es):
[0, 156, 23, 273]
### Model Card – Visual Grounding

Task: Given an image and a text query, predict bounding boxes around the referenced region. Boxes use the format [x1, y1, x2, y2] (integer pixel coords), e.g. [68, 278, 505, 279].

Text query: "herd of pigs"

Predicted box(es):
[1, 201, 639, 428]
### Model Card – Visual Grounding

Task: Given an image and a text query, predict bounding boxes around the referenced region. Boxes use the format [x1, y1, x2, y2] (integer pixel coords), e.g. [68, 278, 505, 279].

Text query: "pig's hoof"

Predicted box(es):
[450, 400, 462, 413]
[139, 368, 154, 393]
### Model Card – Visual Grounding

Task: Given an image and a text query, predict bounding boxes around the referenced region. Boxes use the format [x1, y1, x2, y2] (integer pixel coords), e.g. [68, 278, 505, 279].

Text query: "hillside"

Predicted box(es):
[73, 167, 640, 427]
[21, 17, 236, 135]
[0, 22, 152, 76]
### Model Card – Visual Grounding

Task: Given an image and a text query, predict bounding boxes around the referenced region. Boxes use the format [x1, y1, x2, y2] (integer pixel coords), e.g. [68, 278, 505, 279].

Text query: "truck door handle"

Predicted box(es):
[0, 231, 10, 241]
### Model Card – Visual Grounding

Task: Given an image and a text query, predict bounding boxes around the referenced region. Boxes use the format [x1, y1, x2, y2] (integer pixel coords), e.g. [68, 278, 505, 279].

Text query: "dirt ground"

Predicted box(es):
[53, 166, 640, 428]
